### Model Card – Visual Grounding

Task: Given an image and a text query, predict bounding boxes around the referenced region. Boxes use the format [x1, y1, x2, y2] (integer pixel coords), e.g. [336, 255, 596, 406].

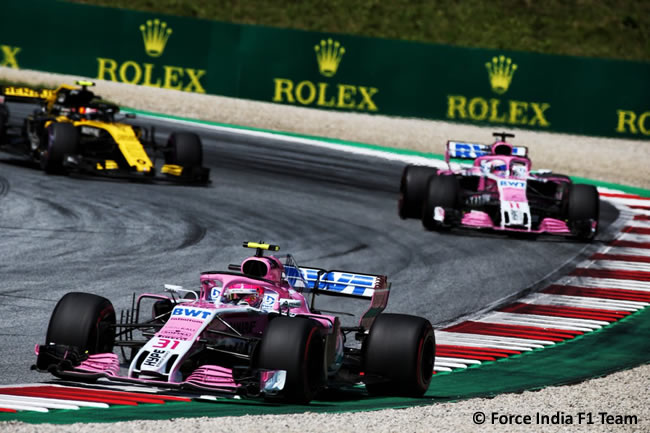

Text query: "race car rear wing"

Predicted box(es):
[445, 141, 528, 163]
[299, 267, 390, 330]
[0, 86, 54, 103]
[299, 268, 385, 298]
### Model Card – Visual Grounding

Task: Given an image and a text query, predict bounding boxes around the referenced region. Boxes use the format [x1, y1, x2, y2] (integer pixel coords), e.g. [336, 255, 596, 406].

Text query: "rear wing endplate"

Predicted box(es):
[299, 267, 389, 330]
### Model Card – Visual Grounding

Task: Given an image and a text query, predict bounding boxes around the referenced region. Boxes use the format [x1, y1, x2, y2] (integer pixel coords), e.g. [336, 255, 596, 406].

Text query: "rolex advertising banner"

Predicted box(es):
[1, 0, 648, 139]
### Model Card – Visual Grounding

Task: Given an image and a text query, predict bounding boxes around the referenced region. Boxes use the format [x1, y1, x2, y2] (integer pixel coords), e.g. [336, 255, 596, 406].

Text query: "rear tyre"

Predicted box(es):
[46, 292, 116, 354]
[398, 165, 438, 219]
[257, 317, 324, 404]
[567, 183, 599, 241]
[363, 314, 435, 397]
[165, 132, 203, 167]
[41, 122, 79, 174]
[422, 175, 460, 231]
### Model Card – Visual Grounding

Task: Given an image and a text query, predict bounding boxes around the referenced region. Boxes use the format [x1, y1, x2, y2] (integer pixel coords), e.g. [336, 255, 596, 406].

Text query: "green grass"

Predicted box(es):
[67, 0, 649, 61]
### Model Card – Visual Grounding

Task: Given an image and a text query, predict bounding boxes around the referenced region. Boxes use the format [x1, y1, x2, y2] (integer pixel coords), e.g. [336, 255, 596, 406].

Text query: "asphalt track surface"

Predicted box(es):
[0, 107, 618, 385]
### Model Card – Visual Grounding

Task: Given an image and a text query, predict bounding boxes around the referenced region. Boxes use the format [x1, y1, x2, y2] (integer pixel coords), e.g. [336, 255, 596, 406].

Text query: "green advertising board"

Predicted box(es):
[1, 0, 648, 139]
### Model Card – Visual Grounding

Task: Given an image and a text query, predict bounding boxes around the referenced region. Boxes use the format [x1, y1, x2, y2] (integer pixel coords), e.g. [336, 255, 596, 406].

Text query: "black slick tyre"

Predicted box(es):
[165, 132, 203, 167]
[257, 316, 324, 404]
[46, 292, 116, 354]
[41, 122, 79, 174]
[422, 175, 460, 231]
[567, 183, 599, 241]
[363, 313, 435, 397]
[398, 165, 439, 219]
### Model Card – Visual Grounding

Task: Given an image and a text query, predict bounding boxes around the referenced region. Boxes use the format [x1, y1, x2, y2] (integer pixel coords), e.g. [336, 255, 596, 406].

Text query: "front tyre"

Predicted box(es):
[165, 132, 203, 168]
[257, 317, 325, 404]
[363, 313, 435, 397]
[422, 175, 460, 231]
[398, 165, 438, 219]
[41, 122, 79, 174]
[567, 183, 599, 241]
[46, 292, 116, 354]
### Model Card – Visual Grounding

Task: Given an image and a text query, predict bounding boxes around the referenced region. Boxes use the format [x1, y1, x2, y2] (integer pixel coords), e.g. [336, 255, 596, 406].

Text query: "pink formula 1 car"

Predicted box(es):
[399, 132, 599, 241]
[33, 242, 435, 403]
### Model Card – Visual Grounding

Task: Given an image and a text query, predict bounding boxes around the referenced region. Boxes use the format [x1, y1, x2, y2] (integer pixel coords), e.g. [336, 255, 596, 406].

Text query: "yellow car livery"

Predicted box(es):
[0, 81, 210, 184]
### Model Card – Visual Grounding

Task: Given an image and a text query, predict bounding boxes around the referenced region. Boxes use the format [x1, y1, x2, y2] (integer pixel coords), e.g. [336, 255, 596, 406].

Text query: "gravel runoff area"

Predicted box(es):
[0, 67, 648, 432]
[1, 67, 648, 189]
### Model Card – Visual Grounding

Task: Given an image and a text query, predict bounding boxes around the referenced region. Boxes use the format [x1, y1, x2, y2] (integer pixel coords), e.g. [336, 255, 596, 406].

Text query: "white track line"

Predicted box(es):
[434, 360, 470, 369]
[521, 293, 646, 311]
[433, 366, 453, 372]
[0, 396, 78, 410]
[601, 246, 650, 257]
[434, 356, 482, 366]
[134, 111, 451, 169]
[599, 196, 650, 207]
[577, 260, 650, 273]
[555, 276, 650, 292]
[0, 401, 49, 412]
[436, 331, 551, 349]
[617, 233, 650, 243]
[626, 220, 650, 229]
[479, 312, 608, 330]
[437, 330, 555, 346]
[0, 394, 108, 409]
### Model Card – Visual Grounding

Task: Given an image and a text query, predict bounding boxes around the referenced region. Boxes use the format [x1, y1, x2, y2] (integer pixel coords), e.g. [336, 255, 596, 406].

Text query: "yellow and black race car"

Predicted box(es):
[0, 81, 209, 183]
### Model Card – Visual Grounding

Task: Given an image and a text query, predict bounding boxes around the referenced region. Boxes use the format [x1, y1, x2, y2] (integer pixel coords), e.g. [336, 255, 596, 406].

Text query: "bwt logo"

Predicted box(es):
[499, 180, 526, 188]
[172, 308, 211, 319]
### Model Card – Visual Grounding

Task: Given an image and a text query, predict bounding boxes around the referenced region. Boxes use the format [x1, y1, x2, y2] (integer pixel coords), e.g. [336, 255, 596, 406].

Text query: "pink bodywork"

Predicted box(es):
[461, 211, 570, 234]
[50, 255, 340, 391]
[441, 140, 573, 235]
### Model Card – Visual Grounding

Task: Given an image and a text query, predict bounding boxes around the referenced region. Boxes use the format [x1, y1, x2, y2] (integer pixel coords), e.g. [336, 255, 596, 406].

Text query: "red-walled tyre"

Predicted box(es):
[363, 313, 435, 397]
[257, 316, 325, 403]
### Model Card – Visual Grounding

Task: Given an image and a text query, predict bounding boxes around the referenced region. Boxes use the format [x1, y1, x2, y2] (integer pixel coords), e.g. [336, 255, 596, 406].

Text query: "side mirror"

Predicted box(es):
[164, 284, 184, 292]
[125, 113, 136, 119]
[279, 299, 302, 309]
[164, 284, 198, 301]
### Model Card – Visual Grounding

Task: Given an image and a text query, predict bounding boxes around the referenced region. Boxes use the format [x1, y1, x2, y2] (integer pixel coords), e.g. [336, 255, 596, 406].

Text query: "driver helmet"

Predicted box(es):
[222, 284, 264, 308]
[488, 159, 508, 176]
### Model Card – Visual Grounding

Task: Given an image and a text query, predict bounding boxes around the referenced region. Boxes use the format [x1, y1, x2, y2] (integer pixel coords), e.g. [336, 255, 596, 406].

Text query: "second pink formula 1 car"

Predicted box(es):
[399, 132, 599, 241]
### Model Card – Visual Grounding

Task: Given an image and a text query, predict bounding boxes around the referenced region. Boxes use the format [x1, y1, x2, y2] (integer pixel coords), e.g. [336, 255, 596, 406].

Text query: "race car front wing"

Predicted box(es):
[33, 343, 285, 397]
[63, 155, 211, 184]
